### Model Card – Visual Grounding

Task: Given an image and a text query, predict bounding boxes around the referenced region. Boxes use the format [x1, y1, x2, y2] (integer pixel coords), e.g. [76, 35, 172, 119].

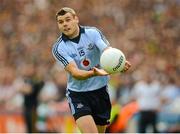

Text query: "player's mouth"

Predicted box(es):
[64, 28, 71, 32]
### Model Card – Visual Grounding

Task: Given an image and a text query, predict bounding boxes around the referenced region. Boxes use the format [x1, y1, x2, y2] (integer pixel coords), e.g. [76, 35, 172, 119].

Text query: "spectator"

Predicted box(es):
[131, 70, 161, 133]
[18, 63, 44, 133]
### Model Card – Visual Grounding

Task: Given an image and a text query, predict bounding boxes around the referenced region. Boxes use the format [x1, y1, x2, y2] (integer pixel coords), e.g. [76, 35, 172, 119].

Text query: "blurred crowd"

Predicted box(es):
[0, 0, 179, 133]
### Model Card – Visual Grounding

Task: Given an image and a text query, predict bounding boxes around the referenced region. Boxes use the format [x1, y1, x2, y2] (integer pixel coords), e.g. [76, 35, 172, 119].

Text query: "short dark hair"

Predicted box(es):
[56, 7, 76, 20]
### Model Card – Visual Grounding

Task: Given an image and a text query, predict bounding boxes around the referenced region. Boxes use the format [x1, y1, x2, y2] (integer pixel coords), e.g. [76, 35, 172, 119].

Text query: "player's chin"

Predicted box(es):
[65, 32, 74, 37]
[63, 32, 69, 36]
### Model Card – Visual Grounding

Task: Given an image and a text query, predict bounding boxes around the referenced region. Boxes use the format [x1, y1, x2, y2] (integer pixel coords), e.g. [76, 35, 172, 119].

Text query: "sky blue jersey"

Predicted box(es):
[52, 26, 110, 92]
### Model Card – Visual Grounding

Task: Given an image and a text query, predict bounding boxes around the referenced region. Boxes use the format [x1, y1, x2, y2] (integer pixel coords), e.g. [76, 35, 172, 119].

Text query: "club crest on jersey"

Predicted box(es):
[81, 58, 91, 68]
[87, 43, 94, 50]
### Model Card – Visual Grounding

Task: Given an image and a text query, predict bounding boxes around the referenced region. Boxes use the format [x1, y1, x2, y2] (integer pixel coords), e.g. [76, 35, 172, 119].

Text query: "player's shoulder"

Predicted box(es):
[52, 35, 65, 48]
[52, 35, 66, 53]
[83, 26, 101, 34]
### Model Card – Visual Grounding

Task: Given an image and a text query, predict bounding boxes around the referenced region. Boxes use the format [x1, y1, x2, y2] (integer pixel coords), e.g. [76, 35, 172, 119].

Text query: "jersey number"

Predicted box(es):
[79, 49, 85, 57]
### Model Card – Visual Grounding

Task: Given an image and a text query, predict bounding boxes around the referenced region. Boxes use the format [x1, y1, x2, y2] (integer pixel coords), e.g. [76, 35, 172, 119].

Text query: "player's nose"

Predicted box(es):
[63, 22, 68, 27]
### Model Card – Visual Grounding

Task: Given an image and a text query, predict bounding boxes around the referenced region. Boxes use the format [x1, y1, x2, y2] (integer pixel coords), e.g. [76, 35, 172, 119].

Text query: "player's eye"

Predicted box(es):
[66, 18, 71, 22]
[58, 20, 63, 24]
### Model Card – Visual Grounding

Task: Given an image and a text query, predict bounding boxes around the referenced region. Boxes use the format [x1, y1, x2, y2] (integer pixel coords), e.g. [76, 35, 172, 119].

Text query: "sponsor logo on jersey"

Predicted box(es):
[81, 58, 91, 68]
[70, 53, 78, 58]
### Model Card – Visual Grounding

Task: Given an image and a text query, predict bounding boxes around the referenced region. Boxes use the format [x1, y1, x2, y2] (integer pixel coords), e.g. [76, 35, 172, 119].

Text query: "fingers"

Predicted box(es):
[121, 61, 131, 73]
[92, 67, 109, 76]
[125, 61, 131, 68]
[121, 68, 127, 73]
[92, 67, 98, 73]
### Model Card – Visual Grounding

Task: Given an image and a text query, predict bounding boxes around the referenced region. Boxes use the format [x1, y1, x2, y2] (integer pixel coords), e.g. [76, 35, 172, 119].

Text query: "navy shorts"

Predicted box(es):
[66, 86, 111, 125]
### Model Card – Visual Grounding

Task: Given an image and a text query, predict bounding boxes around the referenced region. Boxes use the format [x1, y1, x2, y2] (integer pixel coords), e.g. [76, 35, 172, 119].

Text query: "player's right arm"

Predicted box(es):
[65, 62, 108, 80]
[52, 43, 108, 80]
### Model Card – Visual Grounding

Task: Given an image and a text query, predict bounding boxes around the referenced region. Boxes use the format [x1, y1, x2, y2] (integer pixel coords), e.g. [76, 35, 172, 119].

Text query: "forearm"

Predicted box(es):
[65, 62, 108, 80]
[71, 68, 95, 80]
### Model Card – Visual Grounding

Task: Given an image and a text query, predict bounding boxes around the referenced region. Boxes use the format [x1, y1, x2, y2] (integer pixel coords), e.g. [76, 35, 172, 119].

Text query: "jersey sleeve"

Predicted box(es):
[52, 43, 74, 68]
[93, 28, 110, 53]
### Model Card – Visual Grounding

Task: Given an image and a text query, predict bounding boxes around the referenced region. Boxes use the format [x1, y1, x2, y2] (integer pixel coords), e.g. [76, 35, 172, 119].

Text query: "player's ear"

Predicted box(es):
[74, 15, 79, 23]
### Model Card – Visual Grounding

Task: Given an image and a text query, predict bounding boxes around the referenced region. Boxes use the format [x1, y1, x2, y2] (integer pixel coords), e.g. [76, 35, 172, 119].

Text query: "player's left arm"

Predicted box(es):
[93, 28, 131, 73]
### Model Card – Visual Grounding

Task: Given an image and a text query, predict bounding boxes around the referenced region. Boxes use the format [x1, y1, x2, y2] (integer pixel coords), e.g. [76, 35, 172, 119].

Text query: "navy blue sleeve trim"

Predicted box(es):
[52, 39, 69, 67]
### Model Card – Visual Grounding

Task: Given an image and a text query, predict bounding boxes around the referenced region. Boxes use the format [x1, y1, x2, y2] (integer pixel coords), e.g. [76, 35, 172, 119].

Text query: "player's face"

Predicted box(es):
[57, 13, 79, 38]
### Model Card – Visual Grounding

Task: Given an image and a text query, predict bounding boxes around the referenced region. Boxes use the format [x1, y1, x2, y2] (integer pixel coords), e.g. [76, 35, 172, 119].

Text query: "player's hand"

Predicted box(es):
[121, 60, 131, 73]
[92, 67, 109, 76]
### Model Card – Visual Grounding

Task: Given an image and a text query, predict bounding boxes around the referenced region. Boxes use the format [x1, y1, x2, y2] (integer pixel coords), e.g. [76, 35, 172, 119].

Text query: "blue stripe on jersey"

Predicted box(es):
[53, 46, 69, 66]
[84, 26, 110, 46]
[53, 38, 69, 66]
